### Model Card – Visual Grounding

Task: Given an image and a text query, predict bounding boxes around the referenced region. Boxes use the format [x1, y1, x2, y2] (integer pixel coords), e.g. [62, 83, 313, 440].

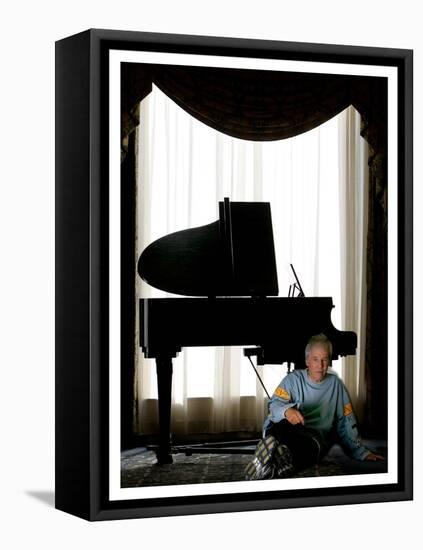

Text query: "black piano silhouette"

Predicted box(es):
[138, 198, 357, 464]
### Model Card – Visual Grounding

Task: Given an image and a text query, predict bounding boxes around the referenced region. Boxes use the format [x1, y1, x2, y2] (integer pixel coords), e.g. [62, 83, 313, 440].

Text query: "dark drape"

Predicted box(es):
[121, 62, 388, 437]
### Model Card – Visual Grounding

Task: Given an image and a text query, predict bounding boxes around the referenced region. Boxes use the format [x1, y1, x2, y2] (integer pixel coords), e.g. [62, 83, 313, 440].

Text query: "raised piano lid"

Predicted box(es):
[138, 198, 279, 297]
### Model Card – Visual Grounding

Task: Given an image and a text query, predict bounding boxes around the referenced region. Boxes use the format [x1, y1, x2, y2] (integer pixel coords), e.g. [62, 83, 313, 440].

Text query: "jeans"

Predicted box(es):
[265, 420, 328, 470]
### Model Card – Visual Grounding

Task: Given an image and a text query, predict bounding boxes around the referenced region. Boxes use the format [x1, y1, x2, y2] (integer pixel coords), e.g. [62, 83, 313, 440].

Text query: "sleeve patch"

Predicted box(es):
[274, 387, 290, 400]
[343, 402, 353, 416]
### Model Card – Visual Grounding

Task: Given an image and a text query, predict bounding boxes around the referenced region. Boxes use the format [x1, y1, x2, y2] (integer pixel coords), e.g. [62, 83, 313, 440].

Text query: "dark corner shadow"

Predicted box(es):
[26, 490, 55, 508]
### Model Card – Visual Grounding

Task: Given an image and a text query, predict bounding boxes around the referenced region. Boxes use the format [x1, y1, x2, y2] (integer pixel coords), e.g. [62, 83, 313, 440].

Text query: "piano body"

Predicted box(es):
[138, 198, 356, 464]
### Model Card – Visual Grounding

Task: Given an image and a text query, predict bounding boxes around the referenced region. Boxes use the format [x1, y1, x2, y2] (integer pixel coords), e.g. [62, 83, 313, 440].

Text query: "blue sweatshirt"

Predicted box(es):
[263, 369, 370, 461]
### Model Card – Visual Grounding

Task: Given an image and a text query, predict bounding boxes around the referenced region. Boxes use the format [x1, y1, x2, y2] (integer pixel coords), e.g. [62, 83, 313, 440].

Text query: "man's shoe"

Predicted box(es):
[245, 435, 293, 480]
[273, 441, 294, 478]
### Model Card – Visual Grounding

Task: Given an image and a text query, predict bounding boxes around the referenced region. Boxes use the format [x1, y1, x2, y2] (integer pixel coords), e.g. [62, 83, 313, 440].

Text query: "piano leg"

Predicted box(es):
[155, 356, 173, 464]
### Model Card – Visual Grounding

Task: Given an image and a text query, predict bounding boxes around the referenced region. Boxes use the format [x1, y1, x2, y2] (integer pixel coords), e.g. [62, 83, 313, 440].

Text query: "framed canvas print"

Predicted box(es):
[55, 29, 413, 521]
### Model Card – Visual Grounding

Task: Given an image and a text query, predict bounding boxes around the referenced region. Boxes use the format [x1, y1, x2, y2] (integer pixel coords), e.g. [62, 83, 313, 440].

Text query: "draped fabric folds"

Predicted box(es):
[122, 62, 388, 436]
[122, 64, 386, 161]
[122, 63, 386, 222]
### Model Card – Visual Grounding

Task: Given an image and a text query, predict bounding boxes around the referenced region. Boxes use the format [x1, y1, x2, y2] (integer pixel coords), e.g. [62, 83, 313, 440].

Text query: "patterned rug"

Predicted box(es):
[121, 440, 386, 488]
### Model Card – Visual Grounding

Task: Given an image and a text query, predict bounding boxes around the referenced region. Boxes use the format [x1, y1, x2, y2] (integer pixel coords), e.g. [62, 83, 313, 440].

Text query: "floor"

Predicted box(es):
[121, 439, 387, 488]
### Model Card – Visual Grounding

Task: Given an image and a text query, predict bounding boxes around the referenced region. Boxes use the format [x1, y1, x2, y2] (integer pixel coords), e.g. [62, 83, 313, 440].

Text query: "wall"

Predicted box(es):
[0, 1, 420, 548]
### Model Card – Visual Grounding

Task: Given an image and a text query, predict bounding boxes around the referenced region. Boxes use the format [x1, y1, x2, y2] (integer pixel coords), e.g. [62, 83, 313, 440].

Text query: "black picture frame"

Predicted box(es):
[55, 28, 413, 521]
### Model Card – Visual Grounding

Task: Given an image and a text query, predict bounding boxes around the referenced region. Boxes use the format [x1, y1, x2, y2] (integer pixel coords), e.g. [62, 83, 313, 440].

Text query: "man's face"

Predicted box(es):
[305, 345, 330, 383]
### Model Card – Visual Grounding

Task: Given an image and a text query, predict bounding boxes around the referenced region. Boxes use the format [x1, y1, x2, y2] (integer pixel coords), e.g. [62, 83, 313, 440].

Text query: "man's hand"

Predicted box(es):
[364, 452, 385, 461]
[285, 407, 305, 425]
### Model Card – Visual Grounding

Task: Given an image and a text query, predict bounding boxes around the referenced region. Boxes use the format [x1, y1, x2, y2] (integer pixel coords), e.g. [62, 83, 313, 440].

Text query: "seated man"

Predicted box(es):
[245, 333, 384, 480]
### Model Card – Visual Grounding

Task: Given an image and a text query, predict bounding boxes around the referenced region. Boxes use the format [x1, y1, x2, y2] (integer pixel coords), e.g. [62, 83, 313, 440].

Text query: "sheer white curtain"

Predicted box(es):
[135, 86, 366, 435]
[338, 106, 369, 422]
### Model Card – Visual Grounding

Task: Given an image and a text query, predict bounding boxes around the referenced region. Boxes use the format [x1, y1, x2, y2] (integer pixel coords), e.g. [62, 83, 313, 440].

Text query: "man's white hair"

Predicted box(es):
[305, 333, 333, 359]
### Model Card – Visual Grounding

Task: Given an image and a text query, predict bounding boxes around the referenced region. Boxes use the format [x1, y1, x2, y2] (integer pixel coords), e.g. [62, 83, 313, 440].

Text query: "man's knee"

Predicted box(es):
[266, 421, 322, 469]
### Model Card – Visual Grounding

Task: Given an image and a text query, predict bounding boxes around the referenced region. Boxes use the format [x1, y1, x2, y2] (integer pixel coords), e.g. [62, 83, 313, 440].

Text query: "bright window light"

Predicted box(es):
[137, 85, 344, 401]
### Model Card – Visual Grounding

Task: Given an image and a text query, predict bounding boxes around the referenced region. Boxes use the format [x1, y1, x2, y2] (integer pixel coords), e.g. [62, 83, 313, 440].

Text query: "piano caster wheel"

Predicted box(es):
[156, 451, 173, 465]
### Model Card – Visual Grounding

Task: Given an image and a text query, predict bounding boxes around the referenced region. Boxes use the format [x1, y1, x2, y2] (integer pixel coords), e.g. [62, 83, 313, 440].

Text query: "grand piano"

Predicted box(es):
[138, 198, 357, 464]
